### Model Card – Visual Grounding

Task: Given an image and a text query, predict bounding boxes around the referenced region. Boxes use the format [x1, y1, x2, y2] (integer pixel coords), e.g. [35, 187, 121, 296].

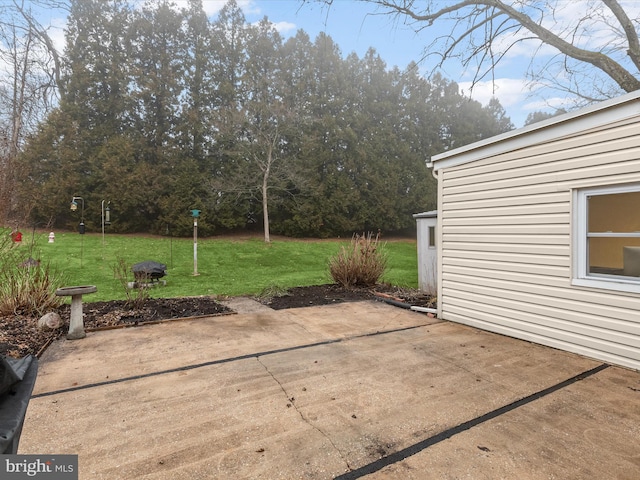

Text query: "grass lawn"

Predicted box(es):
[10, 230, 418, 302]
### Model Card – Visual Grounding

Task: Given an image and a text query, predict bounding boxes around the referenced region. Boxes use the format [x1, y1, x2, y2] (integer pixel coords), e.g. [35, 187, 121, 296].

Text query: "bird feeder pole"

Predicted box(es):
[70, 196, 85, 267]
[191, 209, 200, 276]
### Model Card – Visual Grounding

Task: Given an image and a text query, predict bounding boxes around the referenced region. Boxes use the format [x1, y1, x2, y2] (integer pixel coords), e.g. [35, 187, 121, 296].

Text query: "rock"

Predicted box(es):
[38, 312, 62, 330]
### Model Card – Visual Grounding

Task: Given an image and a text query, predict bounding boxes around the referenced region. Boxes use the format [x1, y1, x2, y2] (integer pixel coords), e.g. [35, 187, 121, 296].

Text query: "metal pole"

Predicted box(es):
[78, 197, 84, 268]
[80, 200, 84, 266]
[193, 217, 199, 276]
[71, 196, 85, 267]
[101, 200, 105, 247]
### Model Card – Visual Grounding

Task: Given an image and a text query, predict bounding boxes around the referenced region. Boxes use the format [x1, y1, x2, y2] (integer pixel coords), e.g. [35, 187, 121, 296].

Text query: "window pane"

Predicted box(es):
[589, 237, 640, 275]
[428, 226, 436, 248]
[588, 191, 640, 233]
[588, 191, 640, 276]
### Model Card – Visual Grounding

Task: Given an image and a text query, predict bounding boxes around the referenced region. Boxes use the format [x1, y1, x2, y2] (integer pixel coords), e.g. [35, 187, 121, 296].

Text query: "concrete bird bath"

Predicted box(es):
[55, 285, 97, 340]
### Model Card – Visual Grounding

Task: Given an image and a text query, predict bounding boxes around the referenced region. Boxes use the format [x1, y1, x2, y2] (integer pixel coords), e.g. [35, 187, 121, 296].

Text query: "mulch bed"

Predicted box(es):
[0, 284, 435, 359]
[77, 297, 232, 329]
[262, 284, 434, 310]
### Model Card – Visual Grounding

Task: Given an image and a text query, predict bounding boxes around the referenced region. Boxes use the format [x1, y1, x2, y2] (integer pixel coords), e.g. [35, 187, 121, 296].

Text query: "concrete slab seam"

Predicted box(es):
[333, 363, 610, 480]
[31, 323, 431, 399]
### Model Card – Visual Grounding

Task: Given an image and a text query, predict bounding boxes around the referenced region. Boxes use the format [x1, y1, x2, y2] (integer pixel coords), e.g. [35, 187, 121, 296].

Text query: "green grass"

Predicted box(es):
[8, 230, 418, 302]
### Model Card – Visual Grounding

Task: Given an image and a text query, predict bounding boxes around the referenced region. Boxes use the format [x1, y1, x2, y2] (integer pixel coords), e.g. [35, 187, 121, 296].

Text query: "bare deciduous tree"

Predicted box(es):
[318, 0, 640, 104]
[0, 0, 65, 223]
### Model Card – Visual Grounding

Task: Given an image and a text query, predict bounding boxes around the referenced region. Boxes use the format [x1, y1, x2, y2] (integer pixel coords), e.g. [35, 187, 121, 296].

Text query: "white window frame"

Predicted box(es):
[572, 182, 640, 294]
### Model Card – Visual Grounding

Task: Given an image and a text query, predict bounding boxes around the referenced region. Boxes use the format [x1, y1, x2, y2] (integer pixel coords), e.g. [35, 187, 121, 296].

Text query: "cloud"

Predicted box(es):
[457, 78, 561, 127]
[49, 17, 66, 54]
[201, 1, 228, 16]
[271, 21, 297, 34]
[523, 96, 578, 112]
[248, 19, 297, 34]
[492, 32, 557, 62]
[150, 1, 256, 17]
[458, 78, 532, 107]
[237, 0, 261, 15]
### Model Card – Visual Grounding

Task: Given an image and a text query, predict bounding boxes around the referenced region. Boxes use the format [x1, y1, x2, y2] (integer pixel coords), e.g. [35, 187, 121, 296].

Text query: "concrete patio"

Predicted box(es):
[19, 299, 640, 479]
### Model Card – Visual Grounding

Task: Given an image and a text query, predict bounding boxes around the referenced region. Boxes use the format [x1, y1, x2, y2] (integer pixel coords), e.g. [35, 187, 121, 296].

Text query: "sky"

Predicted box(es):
[39, 0, 640, 128]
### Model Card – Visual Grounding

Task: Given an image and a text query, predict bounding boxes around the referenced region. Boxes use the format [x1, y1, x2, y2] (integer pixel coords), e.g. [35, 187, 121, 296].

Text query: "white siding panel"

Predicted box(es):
[444, 136, 640, 186]
[445, 287, 640, 336]
[444, 159, 640, 198]
[445, 297, 640, 348]
[561, 172, 640, 189]
[443, 121, 640, 180]
[443, 183, 569, 204]
[445, 242, 569, 256]
[444, 223, 570, 235]
[444, 192, 567, 211]
[445, 257, 568, 278]
[443, 272, 640, 311]
[436, 112, 640, 369]
[445, 153, 640, 190]
[445, 249, 569, 267]
[444, 234, 567, 245]
[442, 309, 640, 370]
[443, 211, 568, 226]
[443, 266, 569, 289]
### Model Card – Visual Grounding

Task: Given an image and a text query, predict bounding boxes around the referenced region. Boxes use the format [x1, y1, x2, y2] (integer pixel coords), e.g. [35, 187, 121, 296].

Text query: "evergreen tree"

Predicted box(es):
[178, 0, 214, 162]
[16, 0, 513, 238]
[207, 0, 252, 232]
[20, 0, 133, 230]
[129, 0, 184, 162]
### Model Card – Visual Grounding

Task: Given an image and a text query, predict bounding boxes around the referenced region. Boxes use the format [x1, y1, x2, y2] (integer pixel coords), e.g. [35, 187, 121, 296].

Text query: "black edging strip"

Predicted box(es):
[334, 363, 610, 480]
[31, 324, 428, 399]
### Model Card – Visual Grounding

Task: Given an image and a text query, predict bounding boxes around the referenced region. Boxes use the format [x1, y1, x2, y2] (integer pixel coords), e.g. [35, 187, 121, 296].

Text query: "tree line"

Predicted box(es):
[7, 0, 513, 239]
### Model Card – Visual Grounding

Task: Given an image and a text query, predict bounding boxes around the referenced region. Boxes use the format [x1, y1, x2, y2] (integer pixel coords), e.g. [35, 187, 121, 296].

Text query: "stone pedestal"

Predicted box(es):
[55, 286, 97, 340]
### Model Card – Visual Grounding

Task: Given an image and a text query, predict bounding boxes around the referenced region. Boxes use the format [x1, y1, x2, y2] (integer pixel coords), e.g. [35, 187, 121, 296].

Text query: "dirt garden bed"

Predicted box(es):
[0, 284, 435, 358]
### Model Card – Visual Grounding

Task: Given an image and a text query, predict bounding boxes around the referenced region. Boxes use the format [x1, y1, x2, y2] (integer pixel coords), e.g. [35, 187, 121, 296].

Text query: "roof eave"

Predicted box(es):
[429, 90, 640, 172]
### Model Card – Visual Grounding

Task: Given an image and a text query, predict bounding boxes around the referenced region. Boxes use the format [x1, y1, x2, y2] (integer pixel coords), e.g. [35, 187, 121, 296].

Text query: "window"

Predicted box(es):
[428, 226, 436, 249]
[573, 183, 640, 293]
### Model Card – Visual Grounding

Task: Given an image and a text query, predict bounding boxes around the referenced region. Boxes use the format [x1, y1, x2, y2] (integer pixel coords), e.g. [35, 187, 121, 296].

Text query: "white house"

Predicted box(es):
[427, 90, 640, 371]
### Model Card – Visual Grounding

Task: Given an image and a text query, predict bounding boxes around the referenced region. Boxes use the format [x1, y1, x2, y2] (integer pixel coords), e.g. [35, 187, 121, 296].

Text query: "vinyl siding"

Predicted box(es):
[438, 115, 640, 370]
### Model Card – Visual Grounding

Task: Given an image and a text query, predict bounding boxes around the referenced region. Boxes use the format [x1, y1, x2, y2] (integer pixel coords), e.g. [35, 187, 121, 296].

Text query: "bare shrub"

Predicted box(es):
[329, 232, 387, 288]
[0, 233, 65, 316]
[112, 257, 150, 309]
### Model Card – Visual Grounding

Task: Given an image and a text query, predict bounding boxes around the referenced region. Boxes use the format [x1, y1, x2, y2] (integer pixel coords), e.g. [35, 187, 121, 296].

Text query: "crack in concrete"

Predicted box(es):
[380, 311, 405, 331]
[256, 356, 352, 472]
